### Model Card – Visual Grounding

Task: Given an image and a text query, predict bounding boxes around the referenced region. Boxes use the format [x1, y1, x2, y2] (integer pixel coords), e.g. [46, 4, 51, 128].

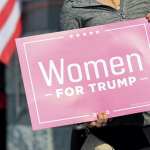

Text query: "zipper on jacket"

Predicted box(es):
[120, 0, 126, 20]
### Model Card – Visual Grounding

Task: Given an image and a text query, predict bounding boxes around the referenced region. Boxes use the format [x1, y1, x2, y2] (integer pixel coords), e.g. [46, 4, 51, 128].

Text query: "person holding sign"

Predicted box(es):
[60, 0, 150, 149]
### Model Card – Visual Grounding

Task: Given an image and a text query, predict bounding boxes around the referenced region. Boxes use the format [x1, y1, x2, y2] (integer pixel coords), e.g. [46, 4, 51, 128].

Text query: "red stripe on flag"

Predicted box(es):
[0, 19, 22, 64]
[0, 0, 16, 28]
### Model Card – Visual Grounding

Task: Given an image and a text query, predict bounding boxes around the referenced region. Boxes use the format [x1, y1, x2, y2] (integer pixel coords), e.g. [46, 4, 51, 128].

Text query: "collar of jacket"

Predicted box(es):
[71, 0, 118, 9]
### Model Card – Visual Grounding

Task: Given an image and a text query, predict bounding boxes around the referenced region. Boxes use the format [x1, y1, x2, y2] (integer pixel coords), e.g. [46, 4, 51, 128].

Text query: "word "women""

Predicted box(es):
[38, 53, 144, 87]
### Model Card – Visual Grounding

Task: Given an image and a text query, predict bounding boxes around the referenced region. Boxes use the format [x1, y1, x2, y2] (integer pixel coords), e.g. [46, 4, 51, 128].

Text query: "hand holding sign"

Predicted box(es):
[89, 112, 109, 128]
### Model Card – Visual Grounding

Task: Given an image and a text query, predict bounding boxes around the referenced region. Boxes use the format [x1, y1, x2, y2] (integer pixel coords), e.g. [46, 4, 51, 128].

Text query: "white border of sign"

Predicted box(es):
[23, 23, 150, 125]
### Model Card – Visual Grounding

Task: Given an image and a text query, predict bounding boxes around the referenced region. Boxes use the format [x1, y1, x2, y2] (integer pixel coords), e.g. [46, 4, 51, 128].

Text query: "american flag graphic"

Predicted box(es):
[0, 0, 22, 64]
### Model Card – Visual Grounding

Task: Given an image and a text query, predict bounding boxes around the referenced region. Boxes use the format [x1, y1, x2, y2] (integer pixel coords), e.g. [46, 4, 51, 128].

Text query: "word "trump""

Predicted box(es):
[38, 53, 144, 87]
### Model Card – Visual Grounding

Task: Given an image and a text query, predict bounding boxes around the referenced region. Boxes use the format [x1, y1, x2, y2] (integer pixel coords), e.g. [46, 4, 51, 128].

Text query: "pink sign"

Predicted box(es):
[16, 18, 150, 130]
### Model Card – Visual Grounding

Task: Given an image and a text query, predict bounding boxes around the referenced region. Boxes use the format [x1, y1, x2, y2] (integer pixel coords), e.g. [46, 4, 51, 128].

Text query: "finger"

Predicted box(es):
[146, 13, 150, 22]
[95, 123, 103, 128]
[97, 112, 108, 124]
[88, 121, 97, 128]
[95, 114, 106, 128]
[146, 13, 150, 17]
[97, 112, 104, 122]
[91, 121, 104, 128]
[146, 17, 150, 22]
[95, 120, 106, 128]
[102, 113, 108, 123]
